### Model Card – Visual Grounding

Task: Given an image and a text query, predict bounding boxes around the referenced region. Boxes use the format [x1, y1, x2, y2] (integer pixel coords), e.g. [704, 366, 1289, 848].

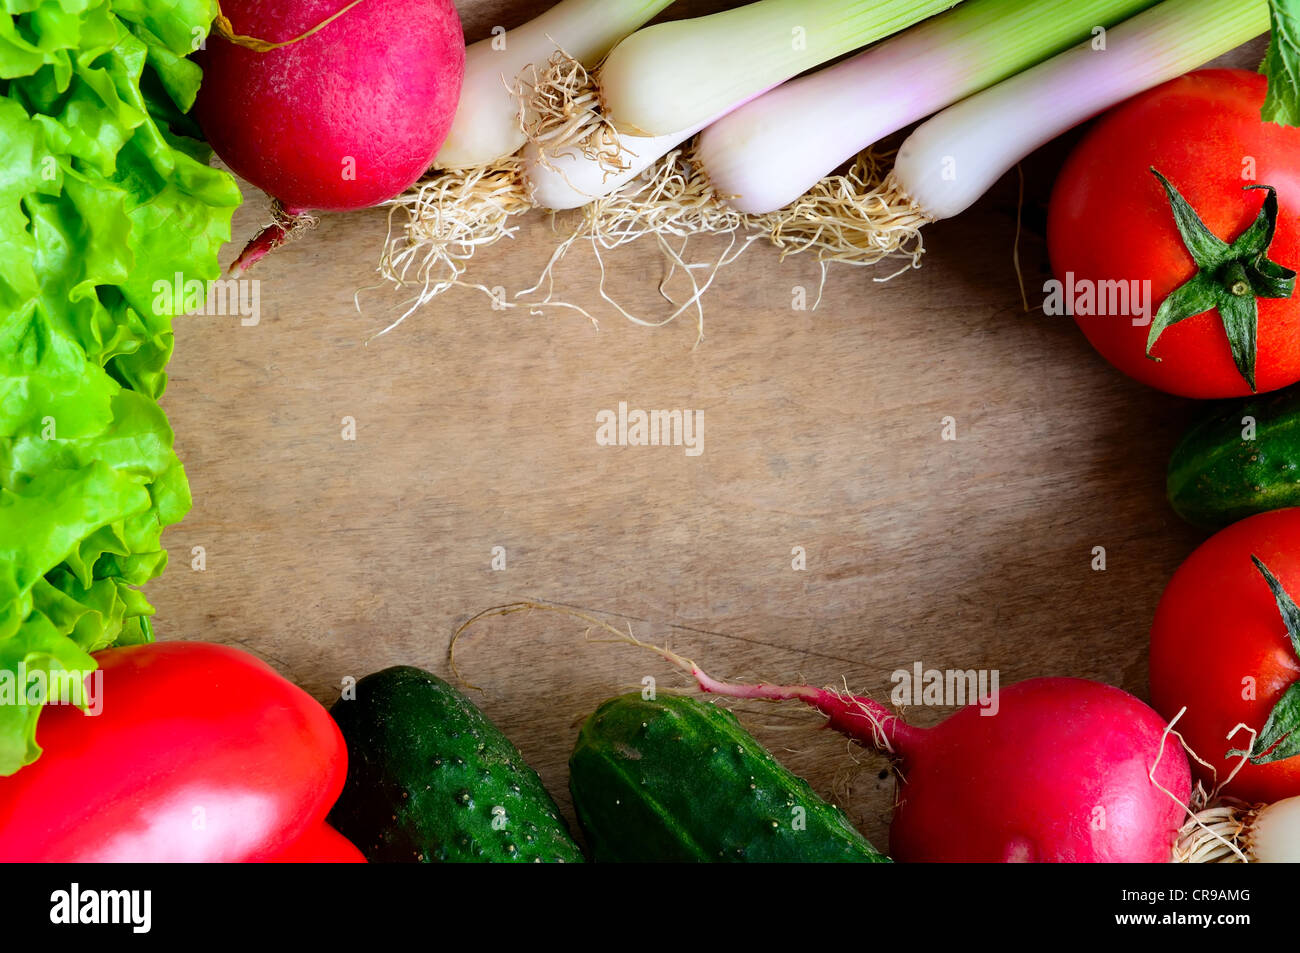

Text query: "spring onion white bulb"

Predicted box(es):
[386, 0, 967, 309]
[892, 0, 1270, 223]
[383, 0, 1286, 331]
[598, 0, 962, 137]
[526, 0, 971, 211]
[435, 0, 677, 170]
[523, 124, 706, 211]
[1248, 795, 1300, 862]
[1176, 795, 1300, 862]
[698, 0, 1158, 216]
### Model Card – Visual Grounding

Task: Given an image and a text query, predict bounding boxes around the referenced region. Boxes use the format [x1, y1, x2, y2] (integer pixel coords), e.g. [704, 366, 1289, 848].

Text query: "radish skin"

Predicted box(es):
[197, 0, 465, 213]
[197, 0, 465, 274]
[448, 602, 1191, 862]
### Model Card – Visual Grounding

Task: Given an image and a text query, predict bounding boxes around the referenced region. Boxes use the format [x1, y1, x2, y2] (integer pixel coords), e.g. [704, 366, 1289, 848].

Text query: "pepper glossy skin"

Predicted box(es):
[268, 823, 366, 863]
[0, 642, 347, 862]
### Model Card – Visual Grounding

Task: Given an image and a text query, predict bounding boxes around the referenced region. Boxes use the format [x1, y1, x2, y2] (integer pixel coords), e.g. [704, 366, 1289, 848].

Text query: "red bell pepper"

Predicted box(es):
[0, 641, 353, 862]
[268, 823, 366, 863]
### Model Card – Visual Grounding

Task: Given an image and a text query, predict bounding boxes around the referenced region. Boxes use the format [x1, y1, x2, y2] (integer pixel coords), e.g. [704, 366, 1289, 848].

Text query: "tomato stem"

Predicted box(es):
[1145, 168, 1297, 392]
[1229, 556, 1300, 765]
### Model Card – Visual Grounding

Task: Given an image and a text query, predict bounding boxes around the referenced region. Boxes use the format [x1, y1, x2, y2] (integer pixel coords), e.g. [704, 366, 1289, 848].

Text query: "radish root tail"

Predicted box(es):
[448, 599, 910, 756]
[231, 201, 317, 275]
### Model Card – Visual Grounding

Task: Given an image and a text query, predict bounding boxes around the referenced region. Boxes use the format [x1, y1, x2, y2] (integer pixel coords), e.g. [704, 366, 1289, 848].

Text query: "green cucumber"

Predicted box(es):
[569, 693, 889, 862]
[1167, 387, 1300, 530]
[328, 666, 583, 863]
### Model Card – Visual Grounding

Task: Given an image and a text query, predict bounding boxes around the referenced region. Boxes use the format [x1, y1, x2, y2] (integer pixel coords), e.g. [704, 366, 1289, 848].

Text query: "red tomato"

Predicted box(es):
[1048, 70, 1300, 398]
[0, 642, 347, 862]
[1150, 508, 1300, 803]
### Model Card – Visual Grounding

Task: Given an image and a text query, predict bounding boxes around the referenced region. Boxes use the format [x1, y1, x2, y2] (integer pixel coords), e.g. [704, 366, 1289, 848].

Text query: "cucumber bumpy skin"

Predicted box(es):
[570, 693, 890, 862]
[328, 666, 583, 863]
[1167, 387, 1300, 530]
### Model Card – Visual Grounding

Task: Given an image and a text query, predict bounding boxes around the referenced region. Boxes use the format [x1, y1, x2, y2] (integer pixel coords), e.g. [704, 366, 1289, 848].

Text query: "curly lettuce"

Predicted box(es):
[0, 0, 240, 773]
[1264, 0, 1300, 125]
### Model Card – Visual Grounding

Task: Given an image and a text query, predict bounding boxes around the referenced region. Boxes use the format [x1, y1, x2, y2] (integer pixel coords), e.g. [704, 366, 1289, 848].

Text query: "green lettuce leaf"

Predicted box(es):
[1263, 0, 1300, 125]
[0, 0, 239, 773]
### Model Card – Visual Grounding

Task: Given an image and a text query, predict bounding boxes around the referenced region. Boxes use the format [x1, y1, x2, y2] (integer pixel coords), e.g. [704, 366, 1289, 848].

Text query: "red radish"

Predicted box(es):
[675, 660, 1191, 862]
[451, 602, 1193, 862]
[195, 0, 465, 271]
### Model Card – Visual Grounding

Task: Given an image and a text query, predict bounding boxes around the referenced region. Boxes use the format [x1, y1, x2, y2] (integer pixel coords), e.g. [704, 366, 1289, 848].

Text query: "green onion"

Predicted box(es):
[894, 0, 1271, 222]
[698, 0, 1160, 215]
[435, 0, 677, 170]
[598, 0, 963, 137]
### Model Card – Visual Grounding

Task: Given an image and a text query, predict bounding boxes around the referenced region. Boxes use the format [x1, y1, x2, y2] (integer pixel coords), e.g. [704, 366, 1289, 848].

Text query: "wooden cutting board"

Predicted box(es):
[150, 1, 1265, 851]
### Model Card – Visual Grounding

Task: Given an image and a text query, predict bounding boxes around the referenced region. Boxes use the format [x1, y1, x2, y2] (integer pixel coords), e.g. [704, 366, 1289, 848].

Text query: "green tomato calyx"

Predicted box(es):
[1146, 168, 1297, 392]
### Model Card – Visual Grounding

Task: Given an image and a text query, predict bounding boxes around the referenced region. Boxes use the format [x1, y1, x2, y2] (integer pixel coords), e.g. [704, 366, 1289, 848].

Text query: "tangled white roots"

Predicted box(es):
[754, 152, 930, 278]
[373, 51, 932, 338]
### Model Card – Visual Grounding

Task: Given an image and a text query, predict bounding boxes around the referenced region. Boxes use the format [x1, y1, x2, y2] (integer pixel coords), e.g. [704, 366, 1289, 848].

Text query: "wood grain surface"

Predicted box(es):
[149, 1, 1266, 852]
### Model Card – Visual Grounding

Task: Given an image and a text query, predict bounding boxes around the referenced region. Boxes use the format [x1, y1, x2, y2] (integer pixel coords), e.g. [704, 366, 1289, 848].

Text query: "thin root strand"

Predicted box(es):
[448, 599, 912, 756]
[376, 156, 533, 333]
[754, 153, 931, 275]
[521, 51, 630, 178]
